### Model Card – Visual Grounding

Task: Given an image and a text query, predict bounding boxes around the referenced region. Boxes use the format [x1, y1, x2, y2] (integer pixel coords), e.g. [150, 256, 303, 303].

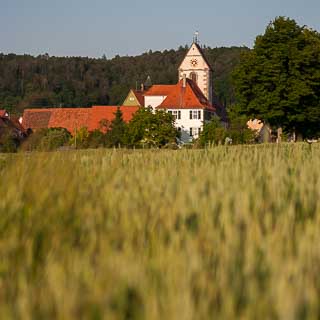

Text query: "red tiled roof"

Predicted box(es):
[90, 106, 139, 131]
[0, 110, 8, 117]
[157, 79, 215, 111]
[143, 85, 176, 96]
[22, 109, 52, 130]
[22, 106, 139, 134]
[48, 108, 91, 133]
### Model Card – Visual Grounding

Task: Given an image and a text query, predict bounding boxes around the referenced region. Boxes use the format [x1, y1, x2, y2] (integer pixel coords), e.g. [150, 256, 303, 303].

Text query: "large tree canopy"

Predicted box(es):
[233, 17, 320, 138]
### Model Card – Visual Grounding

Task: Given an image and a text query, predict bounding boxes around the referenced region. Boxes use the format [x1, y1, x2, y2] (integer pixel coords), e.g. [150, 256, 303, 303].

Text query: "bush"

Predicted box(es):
[227, 113, 256, 144]
[0, 129, 20, 153]
[87, 130, 107, 148]
[199, 110, 255, 147]
[69, 127, 90, 149]
[21, 128, 71, 152]
[199, 117, 227, 146]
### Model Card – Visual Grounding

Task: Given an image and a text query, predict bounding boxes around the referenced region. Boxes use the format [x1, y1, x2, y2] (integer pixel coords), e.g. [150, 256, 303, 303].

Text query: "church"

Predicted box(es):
[22, 39, 218, 143]
[123, 40, 216, 142]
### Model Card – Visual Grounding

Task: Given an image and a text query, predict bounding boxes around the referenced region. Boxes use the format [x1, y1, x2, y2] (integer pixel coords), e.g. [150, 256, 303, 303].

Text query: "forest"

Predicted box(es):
[0, 46, 248, 114]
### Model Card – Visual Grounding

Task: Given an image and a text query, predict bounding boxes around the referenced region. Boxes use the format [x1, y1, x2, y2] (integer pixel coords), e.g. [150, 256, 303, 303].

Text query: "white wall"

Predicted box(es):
[168, 109, 204, 143]
[144, 96, 167, 111]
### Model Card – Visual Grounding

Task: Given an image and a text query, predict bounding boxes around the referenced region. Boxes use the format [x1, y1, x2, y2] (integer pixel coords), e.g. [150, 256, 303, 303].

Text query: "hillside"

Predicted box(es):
[0, 46, 249, 114]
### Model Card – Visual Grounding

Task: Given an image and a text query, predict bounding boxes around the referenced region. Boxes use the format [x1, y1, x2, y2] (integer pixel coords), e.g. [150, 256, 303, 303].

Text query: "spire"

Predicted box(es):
[193, 31, 199, 44]
[144, 75, 152, 89]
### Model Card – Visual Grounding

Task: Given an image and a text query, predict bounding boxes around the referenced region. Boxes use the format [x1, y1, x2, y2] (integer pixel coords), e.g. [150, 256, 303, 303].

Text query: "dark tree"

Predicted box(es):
[106, 107, 127, 147]
[233, 17, 320, 138]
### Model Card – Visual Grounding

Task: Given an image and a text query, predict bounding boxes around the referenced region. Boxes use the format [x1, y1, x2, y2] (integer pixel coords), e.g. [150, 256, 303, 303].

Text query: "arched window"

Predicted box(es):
[189, 72, 197, 84]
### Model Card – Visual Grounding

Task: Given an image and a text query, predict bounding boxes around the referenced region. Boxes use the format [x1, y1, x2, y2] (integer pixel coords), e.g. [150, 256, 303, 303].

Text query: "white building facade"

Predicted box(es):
[167, 108, 204, 141]
[133, 41, 216, 143]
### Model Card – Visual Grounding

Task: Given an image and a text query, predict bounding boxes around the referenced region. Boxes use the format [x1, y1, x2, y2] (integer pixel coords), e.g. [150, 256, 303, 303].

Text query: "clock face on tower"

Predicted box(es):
[190, 58, 198, 67]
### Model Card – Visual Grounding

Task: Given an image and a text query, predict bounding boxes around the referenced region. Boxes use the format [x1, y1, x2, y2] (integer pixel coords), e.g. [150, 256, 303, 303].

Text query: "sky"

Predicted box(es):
[1, 0, 320, 58]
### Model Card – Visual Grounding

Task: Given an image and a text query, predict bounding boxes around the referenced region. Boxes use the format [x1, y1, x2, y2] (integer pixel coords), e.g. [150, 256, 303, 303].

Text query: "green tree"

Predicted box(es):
[87, 129, 106, 148]
[227, 107, 256, 144]
[126, 107, 177, 148]
[199, 117, 227, 146]
[106, 107, 127, 147]
[233, 17, 320, 138]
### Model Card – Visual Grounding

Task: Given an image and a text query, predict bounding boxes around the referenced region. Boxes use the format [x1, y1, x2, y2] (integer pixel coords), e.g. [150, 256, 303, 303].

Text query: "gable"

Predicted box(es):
[123, 90, 144, 107]
[179, 43, 212, 71]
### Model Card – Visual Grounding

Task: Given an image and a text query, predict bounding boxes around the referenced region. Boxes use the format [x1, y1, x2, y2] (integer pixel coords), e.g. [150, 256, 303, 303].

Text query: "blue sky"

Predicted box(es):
[1, 0, 319, 58]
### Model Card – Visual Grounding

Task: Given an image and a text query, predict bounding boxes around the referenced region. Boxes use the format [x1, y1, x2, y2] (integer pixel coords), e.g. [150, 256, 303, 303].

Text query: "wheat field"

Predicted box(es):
[0, 144, 320, 319]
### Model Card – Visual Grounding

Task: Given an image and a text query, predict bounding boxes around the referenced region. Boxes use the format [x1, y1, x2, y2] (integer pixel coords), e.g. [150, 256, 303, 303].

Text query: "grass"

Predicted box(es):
[0, 143, 320, 319]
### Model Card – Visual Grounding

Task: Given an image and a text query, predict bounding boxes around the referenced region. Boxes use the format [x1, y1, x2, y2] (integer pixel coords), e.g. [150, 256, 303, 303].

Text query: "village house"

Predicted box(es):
[134, 77, 215, 142]
[0, 109, 27, 142]
[122, 41, 217, 142]
[22, 39, 219, 143]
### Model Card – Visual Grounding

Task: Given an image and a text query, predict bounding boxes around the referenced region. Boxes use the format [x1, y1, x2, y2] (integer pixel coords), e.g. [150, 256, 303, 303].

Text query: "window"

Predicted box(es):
[189, 127, 201, 137]
[190, 72, 198, 84]
[169, 110, 181, 120]
[189, 110, 201, 120]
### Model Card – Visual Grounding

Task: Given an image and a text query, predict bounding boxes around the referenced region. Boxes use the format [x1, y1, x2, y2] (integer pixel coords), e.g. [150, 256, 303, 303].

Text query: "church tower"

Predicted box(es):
[178, 39, 213, 104]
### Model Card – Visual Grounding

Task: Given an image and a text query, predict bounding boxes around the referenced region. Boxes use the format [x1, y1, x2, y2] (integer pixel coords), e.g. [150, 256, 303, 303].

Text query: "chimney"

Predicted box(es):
[182, 74, 187, 88]
[141, 83, 145, 92]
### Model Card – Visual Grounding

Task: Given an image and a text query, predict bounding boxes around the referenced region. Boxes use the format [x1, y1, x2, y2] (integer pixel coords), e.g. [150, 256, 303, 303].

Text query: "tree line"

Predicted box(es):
[0, 46, 247, 114]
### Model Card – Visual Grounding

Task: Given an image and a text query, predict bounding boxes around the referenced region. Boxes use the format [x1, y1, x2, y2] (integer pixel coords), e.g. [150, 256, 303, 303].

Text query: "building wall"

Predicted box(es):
[144, 96, 167, 111]
[167, 108, 204, 143]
